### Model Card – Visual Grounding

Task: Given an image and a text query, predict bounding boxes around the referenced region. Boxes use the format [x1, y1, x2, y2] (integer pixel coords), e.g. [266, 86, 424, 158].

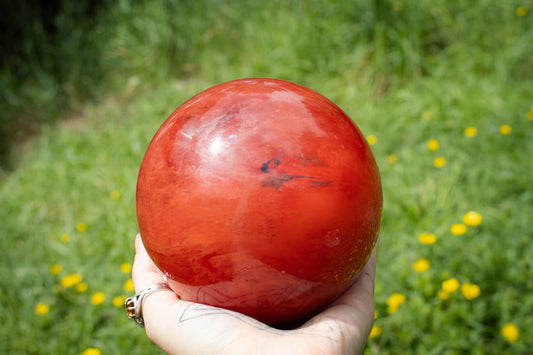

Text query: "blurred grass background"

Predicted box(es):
[1, 0, 532, 353]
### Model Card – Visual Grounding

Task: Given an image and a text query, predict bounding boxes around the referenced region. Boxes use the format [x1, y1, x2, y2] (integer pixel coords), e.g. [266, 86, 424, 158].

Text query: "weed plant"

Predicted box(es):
[1, 1, 532, 354]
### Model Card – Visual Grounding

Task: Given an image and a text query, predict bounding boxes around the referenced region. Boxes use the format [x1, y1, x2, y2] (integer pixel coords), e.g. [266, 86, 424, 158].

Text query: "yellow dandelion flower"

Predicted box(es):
[427, 139, 440, 151]
[61, 273, 82, 288]
[527, 109, 533, 121]
[369, 325, 383, 338]
[387, 305, 399, 314]
[437, 290, 450, 300]
[35, 302, 50, 315]
[450, 223, 467, 236]
[387, 293, 406, 306]
[113, 295, 126, 308]
[499, 125, 512, 135]
[442, 278, 460, 293]
[91, 292, 106, 305]
[50, 264, 63, 275]
[76, 222, 87, 232]
[386, 293, 406, 313]
[433, 157, 446, 168]
[76, 282, 88, 293]
[464, 127, 477, 137]
[393, 1, 404, 11]
[366, 135, 378, 145]
[463, 211, 482, 226]
[460, 282, 480, 300]
[413, 258, 430, 273]
[516, 6, 527, 16]
[60, 233, 70, 243]
[110, 190, 121, 199]
[124, 279, 135, 292]
[81, 348, 101, 355]
[501, 323, 520, 342]
[387, 154, 398, 164]
[419, 232, 437, 245]
[120, 262, 132, 274]
[423, 111, 433, 120]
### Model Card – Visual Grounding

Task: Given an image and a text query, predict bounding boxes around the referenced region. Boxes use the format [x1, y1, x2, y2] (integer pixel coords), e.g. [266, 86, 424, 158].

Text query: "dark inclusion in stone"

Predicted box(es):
[260, 157, 332, 189]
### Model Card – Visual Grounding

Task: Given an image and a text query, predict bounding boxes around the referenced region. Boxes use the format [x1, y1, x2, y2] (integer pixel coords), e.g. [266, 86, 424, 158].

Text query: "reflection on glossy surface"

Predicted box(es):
[136, 78, 382, 325]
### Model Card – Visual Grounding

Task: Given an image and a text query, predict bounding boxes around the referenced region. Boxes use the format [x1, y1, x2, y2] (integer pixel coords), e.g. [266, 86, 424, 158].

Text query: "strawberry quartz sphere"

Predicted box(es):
[136, 78, 382, 325]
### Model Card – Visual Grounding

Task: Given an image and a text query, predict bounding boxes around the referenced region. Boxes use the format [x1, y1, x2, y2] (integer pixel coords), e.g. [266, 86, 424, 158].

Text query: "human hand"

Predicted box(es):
[131, 234, 378, 355]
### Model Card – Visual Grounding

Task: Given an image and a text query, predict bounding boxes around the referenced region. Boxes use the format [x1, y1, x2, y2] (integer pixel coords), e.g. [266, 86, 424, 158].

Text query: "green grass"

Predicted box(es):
[1, 0, 532, 354]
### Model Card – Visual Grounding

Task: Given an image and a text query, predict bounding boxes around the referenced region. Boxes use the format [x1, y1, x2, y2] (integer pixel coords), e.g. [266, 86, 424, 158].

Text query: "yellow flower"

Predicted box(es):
[120, 262, 132, 274]
[427, 139, 440, 151]
[124, 279, 135, 292]
[413, 258, 430, 273]
[76, 222, 87, 232]
[387, 293, 406, 306]
[450, 223, 467, 236]
[113, 296, 126, 308]
[463, 211, 482, 226]
[423, 111, 433, 120]
[369, 325, 383, 338]
[81, 348, 101, 355]
[50, 264, 63, 275]
[419, 232, 436, 245]
[387, 154, 398, 164]
[366, 135, 378, 145]
[387, 292, 406, 313]
[499, 125, 512, 135]
[61, 273, 82, 288]
[437, 290, 450, 300]
[35, 302, 50, 315]
[110, 189, 121, 199]
[433, 157, 446, 168]
[393, 2, 404, 12]
[387, 306, 398, 314]
[91, 292, 106, 305]
[60, 233, 70, 243]
[76, 282, 88, 293]
[460, 282, 480, 300]
[516, 6, 527, 16]
[501, 323, 520, 342]
[464, 127, 477, 137]
[527, 108, 533, 121]
[442, 278, 460, 293]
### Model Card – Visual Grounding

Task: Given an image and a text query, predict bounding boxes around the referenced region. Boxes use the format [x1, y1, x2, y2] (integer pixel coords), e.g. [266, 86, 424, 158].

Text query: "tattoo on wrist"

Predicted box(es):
[177, 303, 340, 342]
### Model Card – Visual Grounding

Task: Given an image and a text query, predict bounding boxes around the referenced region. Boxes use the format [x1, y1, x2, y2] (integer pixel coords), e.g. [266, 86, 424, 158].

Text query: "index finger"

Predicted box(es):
[132, 233, 167, 292]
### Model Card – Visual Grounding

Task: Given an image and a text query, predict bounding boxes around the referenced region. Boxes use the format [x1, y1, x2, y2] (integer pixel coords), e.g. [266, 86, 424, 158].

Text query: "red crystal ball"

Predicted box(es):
[136, 78, 382, 325]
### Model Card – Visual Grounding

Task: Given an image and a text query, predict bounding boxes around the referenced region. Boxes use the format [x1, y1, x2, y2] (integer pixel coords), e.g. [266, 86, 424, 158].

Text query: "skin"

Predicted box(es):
[132, 234, 378, 355]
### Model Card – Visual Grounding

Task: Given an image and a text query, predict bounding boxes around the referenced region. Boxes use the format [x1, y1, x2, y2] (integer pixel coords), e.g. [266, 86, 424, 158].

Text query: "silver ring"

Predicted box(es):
[125, 283, 172, 327]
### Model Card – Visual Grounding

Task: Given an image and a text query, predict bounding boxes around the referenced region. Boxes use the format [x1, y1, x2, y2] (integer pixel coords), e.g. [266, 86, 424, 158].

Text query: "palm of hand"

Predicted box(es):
[132, 234, 377, 355]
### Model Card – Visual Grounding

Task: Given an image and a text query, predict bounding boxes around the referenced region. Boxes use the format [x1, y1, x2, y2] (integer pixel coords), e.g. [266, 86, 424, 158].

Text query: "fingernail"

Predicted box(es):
[135, 233, 141, 249]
